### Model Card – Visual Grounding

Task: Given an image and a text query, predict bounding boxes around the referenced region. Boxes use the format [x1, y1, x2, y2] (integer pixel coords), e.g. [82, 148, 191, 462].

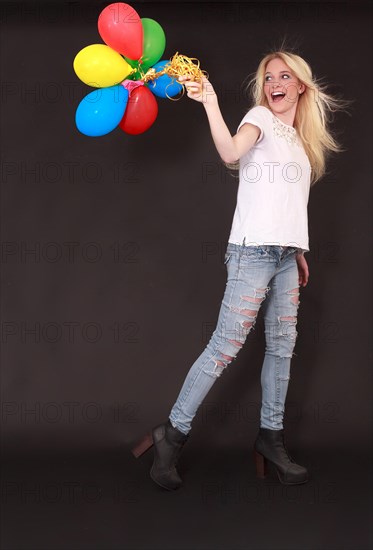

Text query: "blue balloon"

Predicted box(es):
[75, 85, 129, 137]
[147, 60, 183, 99]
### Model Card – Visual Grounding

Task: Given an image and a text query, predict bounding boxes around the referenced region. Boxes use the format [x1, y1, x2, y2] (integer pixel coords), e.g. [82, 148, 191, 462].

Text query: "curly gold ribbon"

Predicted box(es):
[136, 52, 209, 100]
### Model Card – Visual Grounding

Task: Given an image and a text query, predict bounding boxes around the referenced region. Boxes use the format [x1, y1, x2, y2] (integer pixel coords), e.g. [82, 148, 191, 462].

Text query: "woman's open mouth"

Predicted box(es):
[271, 91, 286, 103]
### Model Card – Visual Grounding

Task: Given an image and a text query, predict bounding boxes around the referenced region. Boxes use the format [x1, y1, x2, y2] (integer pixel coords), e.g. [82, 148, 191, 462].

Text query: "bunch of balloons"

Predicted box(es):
[73, 2, 207, 137]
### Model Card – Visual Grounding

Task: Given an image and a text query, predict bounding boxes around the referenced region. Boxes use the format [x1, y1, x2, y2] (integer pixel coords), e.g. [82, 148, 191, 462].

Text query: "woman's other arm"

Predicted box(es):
[296, 253, 309, 286]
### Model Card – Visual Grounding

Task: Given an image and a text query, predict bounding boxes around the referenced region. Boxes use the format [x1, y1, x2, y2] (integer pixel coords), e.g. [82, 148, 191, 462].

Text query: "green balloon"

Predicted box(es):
[140, 18, 166, 68]
[122, 19, 165, 80]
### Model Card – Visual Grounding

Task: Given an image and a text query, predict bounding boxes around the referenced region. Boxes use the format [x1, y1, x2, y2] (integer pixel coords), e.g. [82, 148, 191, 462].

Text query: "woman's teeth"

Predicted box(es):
[272, 92, 285, 102]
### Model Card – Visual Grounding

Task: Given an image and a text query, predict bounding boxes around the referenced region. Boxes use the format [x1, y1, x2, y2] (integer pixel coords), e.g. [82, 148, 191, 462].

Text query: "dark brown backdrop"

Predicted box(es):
[1, 2, 372, 550]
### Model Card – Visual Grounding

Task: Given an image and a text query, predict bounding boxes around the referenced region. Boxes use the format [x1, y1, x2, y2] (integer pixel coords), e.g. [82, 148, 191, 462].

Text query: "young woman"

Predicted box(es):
[131, 48, 348, 489]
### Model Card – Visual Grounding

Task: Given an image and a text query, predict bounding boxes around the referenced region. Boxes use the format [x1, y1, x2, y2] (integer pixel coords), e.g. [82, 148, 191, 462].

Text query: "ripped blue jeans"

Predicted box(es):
[169, 242, 301, 435]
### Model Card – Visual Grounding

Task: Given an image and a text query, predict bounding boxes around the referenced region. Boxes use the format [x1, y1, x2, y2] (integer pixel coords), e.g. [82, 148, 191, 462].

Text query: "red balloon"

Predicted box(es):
[98, 2, 143, 59]
[119, 86, 158, 135]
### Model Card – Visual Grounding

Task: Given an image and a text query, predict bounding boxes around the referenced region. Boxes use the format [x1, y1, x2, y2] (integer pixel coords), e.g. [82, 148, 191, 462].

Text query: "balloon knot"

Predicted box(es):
[121, 79, 144, 96]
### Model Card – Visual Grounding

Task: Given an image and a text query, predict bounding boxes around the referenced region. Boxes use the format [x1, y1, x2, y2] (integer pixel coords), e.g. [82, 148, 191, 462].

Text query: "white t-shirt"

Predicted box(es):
[227, 105, 312, 252]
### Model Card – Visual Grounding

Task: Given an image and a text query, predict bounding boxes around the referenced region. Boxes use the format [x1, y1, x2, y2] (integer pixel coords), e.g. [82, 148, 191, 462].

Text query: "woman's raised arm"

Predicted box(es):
[178, 75, 260, 164]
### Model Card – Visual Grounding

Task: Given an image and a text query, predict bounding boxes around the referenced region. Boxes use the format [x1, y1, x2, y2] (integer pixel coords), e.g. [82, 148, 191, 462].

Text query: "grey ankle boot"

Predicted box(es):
[131, 419, 189, 490]
[253, 427, 309, 485]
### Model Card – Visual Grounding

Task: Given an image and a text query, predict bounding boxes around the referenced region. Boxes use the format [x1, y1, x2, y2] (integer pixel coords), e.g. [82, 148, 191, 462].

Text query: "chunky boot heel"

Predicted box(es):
[131, 432, 154, 458]
[253, 427, 309, 485]
[253, 449, 268, 479]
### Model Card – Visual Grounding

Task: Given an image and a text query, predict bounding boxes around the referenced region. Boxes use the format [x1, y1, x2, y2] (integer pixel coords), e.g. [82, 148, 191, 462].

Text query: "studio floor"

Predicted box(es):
[1, 441, 371, 550]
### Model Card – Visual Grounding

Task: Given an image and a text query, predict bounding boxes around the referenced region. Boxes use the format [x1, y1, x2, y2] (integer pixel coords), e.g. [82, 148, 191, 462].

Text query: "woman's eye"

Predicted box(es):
[265, 74, 290, 81]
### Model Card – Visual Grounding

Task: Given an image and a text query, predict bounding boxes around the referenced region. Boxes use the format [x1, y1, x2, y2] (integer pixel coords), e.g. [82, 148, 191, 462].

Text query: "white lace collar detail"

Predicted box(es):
[272, 115, 299, 146]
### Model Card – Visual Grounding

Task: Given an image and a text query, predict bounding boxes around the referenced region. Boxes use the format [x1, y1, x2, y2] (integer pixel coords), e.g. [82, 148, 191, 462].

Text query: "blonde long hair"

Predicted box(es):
[226, 46, 353, 186]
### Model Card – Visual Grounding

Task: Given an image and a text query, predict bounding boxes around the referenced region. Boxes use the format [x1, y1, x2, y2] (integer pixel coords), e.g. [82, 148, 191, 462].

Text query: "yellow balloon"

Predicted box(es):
[73, 44, 133, 88]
